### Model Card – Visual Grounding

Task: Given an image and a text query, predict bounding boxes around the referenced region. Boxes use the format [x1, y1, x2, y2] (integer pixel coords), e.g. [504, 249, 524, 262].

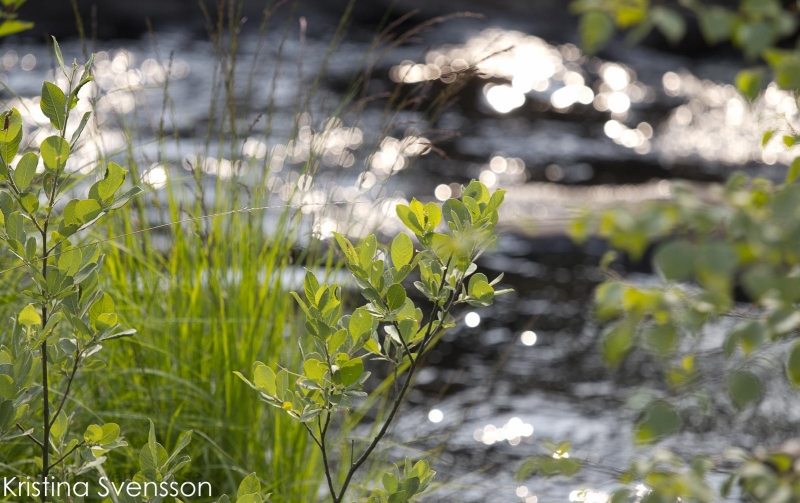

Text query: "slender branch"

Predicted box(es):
[48, 350, 81, 429]
[16, 423, 43, 449]
[301, 423, 322, 449]
[46, 440, 85, 471]
[332, 256, 455, 503]
[39, 65, 72, 497]
[331, 252, 463, 503]
[318, 413, 338, 502]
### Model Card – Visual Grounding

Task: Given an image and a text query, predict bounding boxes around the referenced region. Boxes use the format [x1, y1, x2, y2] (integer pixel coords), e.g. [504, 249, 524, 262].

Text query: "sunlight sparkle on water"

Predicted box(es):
[434, 184, 452, 201]
[428, 409, 444, 423]
[569, 489, 610, 503]
[465, 312, 481, 327]
[657, 71, 800, 165]
[141, 164, 168, 190]
[521, 331, 537, 346]
[473, 417, 533, 446]
[486, 84, 525, 113]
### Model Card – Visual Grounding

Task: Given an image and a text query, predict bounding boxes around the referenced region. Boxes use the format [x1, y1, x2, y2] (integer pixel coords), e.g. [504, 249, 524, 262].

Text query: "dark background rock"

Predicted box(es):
[4, 0, 738, 59]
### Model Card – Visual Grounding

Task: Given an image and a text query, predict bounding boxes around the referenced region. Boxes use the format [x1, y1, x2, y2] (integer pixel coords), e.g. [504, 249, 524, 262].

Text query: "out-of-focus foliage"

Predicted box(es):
[534, 5, 800, 501]
[0, 0, 33, 38]
[561, 166, 800, 500]
[0, 41, 145, 492]
[570, 0, 800, 100]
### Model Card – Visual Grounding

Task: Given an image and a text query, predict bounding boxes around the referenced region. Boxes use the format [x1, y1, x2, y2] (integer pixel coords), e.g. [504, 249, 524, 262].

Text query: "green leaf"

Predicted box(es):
[68, 75, 93, 110]
[774, 55, 800, 91]
[89, 292, 115, 330]
[0, 375, 13, 400]
[18, 304, 41, 327]
[303, 359, 327, 383]
[728, 370, 762, 408]
[358, 235, 377, 270]
[339, 357, 363, 387]
[735, 69, 764, 101]
[51, 36, 66, 74]
[0, 400, 13, 430]
[5, 211, 24, 242]
[462, 180, 489, 205]
[99, 423, 120, 444]
[442, 199, 470, 230]
[13, 153, 38, 191]
[788, 158, 800, 184]
[579, 11, 615, 55]
[642, 324, 678, 357]
[383, 472, 399, 493]
[84, 424, 103, 443]
[328, 329, 348, 354]
[762, 130, 776, 147]
[139, 440, 168, 472]
[107, 186, 142, 210]
[70, 111, 91, 146]
[349, 307, 374, 339]
[391, 233, 413, 268]
[253, 363, 277, 396]
[697, 6, 735, 45]
[303, 271, 319, 304]
[333, 232, 358, 265]
[694, 240, 737, 292]
[40, 82, 67, 131]
[767, 306, 800, 335]
[0, 20, 34, 38]
[654, 240, 694, 281]
[725, 320, 764, 358]
[57, 247, 82, 276]
[50, 410, 69, 443]
[735, 21, 776, 61]
[386, 284, 407, 311]
[40, 136, 70, 172]
[423, 202, 442, 231]
[651, 6, 686, 45]
[602, 319, 635, 368]
[634, 400, 681, 444]
[786, 341, 800, 387]
[75, 199, 101, 223]
[467, 275, 494, 306]
[396, 204, 424, 235]
[19, 193, 38, 214]
[0, 108, 22, 165]
[90, 162, 127, 203]
[237, 473, 260, 500]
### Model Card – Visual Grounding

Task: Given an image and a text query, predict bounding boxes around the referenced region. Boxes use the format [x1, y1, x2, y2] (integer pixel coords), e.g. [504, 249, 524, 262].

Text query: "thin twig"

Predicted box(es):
[15, 424, 43, 449]
[48, 350, 82, 429]
[46, 441, 85, 471]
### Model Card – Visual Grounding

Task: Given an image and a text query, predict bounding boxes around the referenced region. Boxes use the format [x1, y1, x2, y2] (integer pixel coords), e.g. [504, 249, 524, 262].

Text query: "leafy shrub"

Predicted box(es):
[0, 41, 143, 489]
[235, 180, 510, 502]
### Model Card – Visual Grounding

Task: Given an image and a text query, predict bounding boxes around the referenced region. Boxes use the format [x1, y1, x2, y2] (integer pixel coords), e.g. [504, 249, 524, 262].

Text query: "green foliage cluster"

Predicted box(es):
[559, 166, 800, 501]
[522, 4, 800, 502]
[215, 472, 271, 503]
[102, 421, 196, 503]
[237, 181, 509, 503]
[570, 0, 800, 100]
[0, 41, 176, 498]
